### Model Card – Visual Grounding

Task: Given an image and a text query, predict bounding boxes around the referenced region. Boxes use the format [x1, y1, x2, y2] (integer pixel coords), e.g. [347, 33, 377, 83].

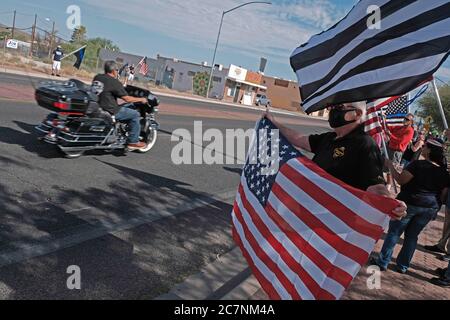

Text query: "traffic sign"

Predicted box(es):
[6, 39, 19, 49]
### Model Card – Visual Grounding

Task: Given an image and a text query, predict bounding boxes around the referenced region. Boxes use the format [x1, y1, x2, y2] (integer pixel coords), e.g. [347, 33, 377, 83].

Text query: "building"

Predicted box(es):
[259, 75, 329, 117]
[98, 49, 329, 118]
[259, 76, 301, 112]
[155, 55, 228, 98]
[222, 65, 267, 106]
[99, 48, 159, 80]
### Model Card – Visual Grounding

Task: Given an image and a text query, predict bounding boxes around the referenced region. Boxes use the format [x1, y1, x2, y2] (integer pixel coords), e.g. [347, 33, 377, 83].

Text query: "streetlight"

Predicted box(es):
[206, 1, 272, 98]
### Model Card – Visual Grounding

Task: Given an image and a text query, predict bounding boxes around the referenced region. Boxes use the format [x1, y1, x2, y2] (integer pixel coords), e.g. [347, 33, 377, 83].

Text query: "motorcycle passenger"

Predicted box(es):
[93, 61, 147, 150]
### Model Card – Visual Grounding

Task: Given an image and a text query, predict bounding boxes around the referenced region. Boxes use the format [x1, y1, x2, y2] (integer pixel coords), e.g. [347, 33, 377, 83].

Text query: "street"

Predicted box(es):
[0, 72, 329, 299]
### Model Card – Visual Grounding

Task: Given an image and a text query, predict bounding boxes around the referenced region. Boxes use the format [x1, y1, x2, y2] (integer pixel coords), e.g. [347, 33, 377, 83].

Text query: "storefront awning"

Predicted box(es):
[226, 77, 267, 90]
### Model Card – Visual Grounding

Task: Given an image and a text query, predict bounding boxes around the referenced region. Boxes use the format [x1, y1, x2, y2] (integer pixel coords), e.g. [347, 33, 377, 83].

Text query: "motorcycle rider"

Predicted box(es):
[93, 61, 147, 150]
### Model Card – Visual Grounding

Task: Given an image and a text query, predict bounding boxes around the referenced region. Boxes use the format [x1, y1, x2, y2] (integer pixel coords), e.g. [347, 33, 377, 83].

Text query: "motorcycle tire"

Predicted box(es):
[59, 149, 85, 159]
[137, 128, 158, 153]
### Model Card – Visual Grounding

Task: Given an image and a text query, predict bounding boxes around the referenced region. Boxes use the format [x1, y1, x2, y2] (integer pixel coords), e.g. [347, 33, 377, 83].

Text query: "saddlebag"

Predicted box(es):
[57, 118, 113, 147]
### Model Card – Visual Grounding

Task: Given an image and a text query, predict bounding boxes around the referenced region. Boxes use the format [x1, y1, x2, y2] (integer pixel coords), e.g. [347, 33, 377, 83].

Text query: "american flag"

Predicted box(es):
[365, 96, 401, 136]
[138, 56, 149, 75]
[385, 96, 409, 127]
[290, 0, 450, 114]
[232, 118, 400, 300]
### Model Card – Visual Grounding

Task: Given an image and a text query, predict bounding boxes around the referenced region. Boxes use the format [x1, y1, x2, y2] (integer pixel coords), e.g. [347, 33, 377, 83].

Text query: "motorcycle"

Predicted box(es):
[35, 79, 160, 158]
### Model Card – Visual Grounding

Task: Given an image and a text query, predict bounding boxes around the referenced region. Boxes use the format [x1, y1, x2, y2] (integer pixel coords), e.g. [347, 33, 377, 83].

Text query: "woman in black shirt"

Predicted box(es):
[372, 139, 449, 273]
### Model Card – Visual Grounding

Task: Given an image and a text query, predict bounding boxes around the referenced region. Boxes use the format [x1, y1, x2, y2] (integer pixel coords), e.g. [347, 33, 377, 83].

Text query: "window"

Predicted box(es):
[116, 58, 124, 63]
[188, 71, 196, 77]
[212, 76, 221, 83]
[228, 85, 237, 97]
[274, 79, 289, 87]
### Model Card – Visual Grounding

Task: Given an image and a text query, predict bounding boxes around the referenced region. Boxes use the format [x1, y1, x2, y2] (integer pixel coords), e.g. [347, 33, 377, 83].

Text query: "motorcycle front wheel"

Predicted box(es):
[137, 128, 158, 153]
[61, 150, 85, 159]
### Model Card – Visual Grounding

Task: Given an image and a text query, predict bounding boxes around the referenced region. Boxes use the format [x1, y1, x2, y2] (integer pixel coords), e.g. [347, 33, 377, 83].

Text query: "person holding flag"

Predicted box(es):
[51, 45, 64, 77]
[264, 103, 407, 219]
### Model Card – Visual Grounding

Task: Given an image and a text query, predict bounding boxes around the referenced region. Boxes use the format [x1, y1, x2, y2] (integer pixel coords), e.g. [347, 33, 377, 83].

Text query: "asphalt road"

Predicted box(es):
[0, 72, 330, 299]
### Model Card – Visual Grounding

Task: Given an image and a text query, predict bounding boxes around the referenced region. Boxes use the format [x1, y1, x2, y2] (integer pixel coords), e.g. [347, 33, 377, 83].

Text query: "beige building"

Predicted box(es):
[258, 75, 329, 118]
[222, 65, 267, 105]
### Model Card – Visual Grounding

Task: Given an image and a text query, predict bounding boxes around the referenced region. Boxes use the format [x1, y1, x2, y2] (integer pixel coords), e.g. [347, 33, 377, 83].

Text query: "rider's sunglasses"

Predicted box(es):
[330, 104, 356, 112]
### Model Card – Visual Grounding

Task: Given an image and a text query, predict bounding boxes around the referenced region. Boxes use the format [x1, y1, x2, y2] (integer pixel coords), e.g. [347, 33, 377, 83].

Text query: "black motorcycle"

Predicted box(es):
[35, 79, 160, 158]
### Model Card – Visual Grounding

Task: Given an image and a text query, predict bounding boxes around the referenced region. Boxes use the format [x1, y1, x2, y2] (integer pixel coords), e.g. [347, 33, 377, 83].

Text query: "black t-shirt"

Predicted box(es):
[397, 160, 450, 209]
[93, 74, 128, 114]
[129, 66, 135, 75]
[53, 49, 63, 61]
[309, 125, 385, 191]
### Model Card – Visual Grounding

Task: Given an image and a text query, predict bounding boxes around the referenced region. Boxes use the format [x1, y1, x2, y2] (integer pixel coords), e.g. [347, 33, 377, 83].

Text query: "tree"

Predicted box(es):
[0, 31, 9, 40]
[417, 83, 450, 131]
[61, 28, 120, 71]
[70, 26, 87, 44]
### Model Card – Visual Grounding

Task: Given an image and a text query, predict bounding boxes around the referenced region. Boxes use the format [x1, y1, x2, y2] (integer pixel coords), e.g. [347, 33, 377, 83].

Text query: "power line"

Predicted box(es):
[15, 11, 35, 17]
[35, 26, 71, 42]
[435, 76, 449, 85]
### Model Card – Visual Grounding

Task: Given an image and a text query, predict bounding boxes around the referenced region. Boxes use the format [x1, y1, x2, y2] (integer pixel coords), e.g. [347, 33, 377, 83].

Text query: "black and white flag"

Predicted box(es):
[290, 0, 450, 114]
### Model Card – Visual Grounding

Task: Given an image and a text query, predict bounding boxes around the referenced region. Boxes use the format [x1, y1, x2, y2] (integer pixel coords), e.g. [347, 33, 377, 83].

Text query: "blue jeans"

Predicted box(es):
[445, 261, 450, 280]
[115, 105, 141, 143]
[377, 204, 437, 272]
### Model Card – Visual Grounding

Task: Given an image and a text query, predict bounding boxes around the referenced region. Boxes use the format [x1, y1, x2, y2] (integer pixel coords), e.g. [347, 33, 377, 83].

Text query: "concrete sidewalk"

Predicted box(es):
[157, 209, 450, 300]
[0, 67, 323, 120]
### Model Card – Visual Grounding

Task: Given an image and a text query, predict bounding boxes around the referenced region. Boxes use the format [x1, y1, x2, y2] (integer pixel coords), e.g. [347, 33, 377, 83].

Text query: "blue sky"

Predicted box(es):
[1, 0, 449, 82]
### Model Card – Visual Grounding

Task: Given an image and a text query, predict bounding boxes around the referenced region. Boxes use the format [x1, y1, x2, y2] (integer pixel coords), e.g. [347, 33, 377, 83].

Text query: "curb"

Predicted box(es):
[155, 246, 260, 301]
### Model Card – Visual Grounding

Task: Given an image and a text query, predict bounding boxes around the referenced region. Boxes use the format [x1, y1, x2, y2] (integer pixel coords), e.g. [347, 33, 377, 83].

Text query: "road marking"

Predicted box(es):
[64, 207, 93, 214]
[0, 190, 237, 268]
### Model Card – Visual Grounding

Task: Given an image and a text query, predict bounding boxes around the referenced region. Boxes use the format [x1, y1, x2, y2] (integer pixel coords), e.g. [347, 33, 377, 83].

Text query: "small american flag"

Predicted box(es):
[138, 56, 149, 75]
[232, 118, 399, 300]
[365, 96, 400, 136]
[385, 96, 409, 127]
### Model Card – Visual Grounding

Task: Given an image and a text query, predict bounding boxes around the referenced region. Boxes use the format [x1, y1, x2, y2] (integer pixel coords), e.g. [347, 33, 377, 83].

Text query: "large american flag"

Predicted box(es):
[290, 0, 450, 114]
[232, 118, 400, 300]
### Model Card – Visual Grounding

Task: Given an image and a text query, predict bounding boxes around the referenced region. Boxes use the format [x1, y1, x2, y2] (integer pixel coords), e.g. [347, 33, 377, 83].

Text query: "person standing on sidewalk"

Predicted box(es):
[371, 139, 449, 274]
[385, 114, 415, 189]
[430, 264, 450, 287]
[401, 129, 426, 167]
[128, 64, 135, 85]
[51, 45, 64, 77]
[425, 129, 450, 263]
[387, 114, 415, 165]
[424, 189, 450, 262]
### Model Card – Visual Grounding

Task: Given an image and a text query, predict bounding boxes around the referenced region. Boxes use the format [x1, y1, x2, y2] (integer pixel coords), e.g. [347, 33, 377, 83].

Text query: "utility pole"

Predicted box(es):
[206, 2, 272, 98]
[11, 10, 16, 39]
[48, 21, 55, 58]
[30, 14, 37, 57]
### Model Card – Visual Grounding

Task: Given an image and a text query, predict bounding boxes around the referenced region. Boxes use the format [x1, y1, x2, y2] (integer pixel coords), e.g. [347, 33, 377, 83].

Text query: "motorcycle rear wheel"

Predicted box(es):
[137, 128, 158, 153]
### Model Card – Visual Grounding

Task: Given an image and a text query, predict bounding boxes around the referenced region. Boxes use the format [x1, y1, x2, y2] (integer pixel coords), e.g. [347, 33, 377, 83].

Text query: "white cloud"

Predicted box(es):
[81, 0, 346, 65]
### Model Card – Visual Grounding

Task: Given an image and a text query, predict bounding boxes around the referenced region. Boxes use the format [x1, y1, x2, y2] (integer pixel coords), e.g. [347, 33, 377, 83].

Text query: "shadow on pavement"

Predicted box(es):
[0, 156, 235, 299]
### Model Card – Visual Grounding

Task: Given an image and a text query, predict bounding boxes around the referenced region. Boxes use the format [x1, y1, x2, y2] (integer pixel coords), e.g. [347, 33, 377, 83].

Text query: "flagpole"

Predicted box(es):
[379, 116, 399, 194]
[431, 79, 449, 130]
[61, 45, 87, 61]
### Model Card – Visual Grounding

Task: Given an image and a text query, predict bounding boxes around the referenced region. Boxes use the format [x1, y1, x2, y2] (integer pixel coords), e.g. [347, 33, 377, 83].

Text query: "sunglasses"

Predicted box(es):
[330, 104, 356, 111]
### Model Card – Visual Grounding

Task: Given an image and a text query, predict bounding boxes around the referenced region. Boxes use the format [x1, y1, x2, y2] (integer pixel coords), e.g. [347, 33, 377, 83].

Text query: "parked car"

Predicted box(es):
[255, 94, 271, 107]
